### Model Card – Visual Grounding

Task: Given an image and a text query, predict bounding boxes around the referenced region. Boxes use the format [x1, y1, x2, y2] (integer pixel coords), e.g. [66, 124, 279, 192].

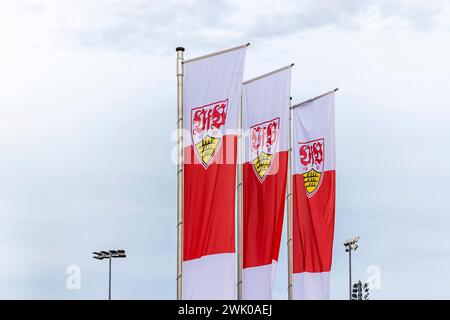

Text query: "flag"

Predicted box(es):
[292, 91, 336, 300]
[242, 66, 291, 299]
[182, 45, 247, 299]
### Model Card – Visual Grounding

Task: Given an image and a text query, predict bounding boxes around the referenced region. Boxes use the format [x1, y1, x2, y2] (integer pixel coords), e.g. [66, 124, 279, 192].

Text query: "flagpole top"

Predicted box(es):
[176, 47, 185, 52]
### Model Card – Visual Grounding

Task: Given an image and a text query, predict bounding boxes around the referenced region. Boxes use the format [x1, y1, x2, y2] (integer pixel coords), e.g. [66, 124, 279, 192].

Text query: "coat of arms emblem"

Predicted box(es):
[299, 138, 324, 197]
[191, 99, 228, 168]
[250, 118, 280, 182]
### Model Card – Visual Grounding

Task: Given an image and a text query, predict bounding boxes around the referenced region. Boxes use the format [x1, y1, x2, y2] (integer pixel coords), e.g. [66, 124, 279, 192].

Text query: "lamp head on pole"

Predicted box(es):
[93, 250, 127, 260]
[344, 236, 360, 252]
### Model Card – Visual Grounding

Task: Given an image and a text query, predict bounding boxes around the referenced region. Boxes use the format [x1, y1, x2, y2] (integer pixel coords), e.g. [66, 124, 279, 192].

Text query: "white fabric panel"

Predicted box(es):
[242, 261, 277, 300]
[293, 272, 330, 300]
[183, 253, 236, 300]
[183, 47, 247, 148]
[242, 68, 291, 162]
[293, 92, 335, 173]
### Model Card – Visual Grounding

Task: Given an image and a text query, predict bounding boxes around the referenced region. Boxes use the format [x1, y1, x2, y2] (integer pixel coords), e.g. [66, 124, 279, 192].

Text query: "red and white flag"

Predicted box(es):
[292, 91, 336, 300]
[182, 46, 247, 299]
[242, 67, 291, 299]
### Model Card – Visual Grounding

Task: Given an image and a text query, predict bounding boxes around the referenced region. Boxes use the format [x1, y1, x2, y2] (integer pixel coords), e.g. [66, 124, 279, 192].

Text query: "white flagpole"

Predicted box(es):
[237, 92, 243, 300]
[176, 46, 185, 300]
[287, 96, 294, 300]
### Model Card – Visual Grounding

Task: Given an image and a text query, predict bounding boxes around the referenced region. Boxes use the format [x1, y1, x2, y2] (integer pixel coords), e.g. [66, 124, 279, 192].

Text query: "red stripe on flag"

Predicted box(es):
[243, 151, 288, 268]
[293, 170, 335, 273]
[183, 135, 237, 261]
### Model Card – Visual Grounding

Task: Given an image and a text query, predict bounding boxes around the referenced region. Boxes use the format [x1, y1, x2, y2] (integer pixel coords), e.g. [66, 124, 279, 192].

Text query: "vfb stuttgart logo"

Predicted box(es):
[299, 138, 324, 197]
[191, 99, 228, 168]
[250, 118, 280, 182]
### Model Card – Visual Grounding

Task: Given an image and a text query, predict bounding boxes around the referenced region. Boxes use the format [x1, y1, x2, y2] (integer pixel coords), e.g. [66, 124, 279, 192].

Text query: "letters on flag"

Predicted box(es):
[242, 66, 291, 300]
[182, 46, 247, 299]
[292, 91, 336, 300]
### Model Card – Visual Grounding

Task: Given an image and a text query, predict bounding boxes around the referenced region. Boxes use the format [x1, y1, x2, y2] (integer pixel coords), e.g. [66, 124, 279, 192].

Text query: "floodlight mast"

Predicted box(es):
[344, 236, 359, 300]
[92, 249, 127, 300]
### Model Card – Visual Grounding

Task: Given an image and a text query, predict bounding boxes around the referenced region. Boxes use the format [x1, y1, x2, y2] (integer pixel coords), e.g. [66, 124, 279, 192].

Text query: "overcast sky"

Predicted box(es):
[1, 0, 450, 299]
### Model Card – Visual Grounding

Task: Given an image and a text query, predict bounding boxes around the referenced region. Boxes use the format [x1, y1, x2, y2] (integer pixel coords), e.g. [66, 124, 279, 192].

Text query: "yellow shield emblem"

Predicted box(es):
[250, 118, 280, 182]
[194, 136, 220, 167]
[299, 138, 324, 197]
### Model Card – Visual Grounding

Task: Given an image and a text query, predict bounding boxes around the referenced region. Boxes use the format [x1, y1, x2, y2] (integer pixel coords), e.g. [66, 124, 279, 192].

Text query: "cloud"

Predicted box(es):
[1, 0, 234, 53]
[245, 0, 446, 38]
[2, 0, 447, 54]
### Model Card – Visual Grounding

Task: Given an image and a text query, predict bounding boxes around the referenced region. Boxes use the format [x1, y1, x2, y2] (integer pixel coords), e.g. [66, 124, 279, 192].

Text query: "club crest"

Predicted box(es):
[250, 118, 280, 182]
[299, 138, 324, 197]
[191, 99, 228, 168]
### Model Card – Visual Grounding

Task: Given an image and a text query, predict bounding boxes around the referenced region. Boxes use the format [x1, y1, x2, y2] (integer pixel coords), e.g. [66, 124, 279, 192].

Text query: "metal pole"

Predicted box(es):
[108, 256, 112, 300]
[348, 249, 352, 300]
[176, 46, 185, 300]
[287, 98, 293, 300]
[237, 93, 243, 300]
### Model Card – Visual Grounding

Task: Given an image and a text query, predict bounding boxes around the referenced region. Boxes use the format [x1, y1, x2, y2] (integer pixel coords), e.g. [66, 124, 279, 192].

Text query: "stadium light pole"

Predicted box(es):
[93, 250, 126, 300]
[344, 236, 359, 300]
